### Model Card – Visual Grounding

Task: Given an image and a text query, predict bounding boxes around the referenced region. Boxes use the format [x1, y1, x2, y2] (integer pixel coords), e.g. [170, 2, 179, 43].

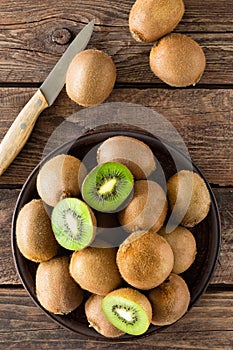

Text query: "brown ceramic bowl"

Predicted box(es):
[11, 124, 221, 341]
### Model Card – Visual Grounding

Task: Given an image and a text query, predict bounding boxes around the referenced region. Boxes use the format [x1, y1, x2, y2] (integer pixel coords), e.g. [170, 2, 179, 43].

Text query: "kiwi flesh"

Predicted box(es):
[85, 294, 124, 338]
[150, 33, 206, 87]
[51, 198, 96, 250]
[116, 230, 174, 290]
[148, 273, 190, 326]
[167, 170, 211, 227]
[81, 162, 134, 213]
[66, 49, 116, 107]
[97, 136, 156, 179]
[70, 247, 122, 295]
[118, 180, 167, 233]
[159, 226, 196, 274]
[102, 287, 152, 336]
[16, 199, 59, 262]
[36, 154, 86, 207]
[129, 0, 185, 43]
[36, 256, 83, 314]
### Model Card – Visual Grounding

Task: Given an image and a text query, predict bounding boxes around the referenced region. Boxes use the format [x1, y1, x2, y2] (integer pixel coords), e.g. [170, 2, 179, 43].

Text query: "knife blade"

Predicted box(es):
[0, 20, 95, 176]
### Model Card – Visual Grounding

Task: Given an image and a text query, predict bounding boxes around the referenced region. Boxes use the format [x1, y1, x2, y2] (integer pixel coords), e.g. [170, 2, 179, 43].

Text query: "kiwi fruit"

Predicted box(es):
[16, 199, 59, 262]
[66, 49, 116, 107]
[81, 162, 134, 213]
[159, 226, 197, 274]
[149, 33, 206, 87]
[85, 294, 124, 338]
[148, 273, 190, 326]
[51, 198, 96, 250]
[102, 287, 152, 336]
[70, 247, 122, 295]
[97, 136, 156, 179]
[118, 180, 167, 233]
[36, 256, 83, 315]
[36, 154, 86, 207]
[116, 230, 174, 290]
[129, 0, 185, 43]
[167, 170, 211, 227]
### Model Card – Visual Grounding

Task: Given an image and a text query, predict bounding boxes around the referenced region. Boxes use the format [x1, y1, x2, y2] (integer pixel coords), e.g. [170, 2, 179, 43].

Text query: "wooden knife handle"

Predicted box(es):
[0, 89, 49, 176]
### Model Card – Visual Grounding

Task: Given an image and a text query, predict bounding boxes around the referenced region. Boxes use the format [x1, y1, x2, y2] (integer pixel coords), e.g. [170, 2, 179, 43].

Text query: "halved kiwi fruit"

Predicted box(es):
[51, 198, 96, 250]
[36, 154, 86, 207]
[81, 162, 134, 213]
[97, 135, 156, 179]
[16, 199, 59, 262]
[102, 288, 152, 336]
[85, 294, 124, 338]
[36, 256, 83, 315]
[148, 273, 190, 326]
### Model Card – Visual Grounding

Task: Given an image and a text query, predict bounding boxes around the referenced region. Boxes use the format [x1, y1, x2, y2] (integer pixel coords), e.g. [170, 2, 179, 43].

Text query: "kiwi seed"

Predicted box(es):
[85, 294, 124, 338]
[97, 136, 156, 179]
[158, 226, 197, 274]
[36, 256, 83, 315]
[66, 49, 116, 107]
[102, 287, 152, 336]
[16, 199, 59, 262]
[148, 273, 190, 326]
[129, 0, 185, 43]
[70, 247, 122, 295]
[116, 230, 174, 290]
[149, 33, 206, 87]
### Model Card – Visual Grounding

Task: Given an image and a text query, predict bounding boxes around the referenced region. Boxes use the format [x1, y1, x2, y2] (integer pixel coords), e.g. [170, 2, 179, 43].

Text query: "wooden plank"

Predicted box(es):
[0, 288, 232, 349]
[0, 188, 232, 285]
[0, 87, 232, 186]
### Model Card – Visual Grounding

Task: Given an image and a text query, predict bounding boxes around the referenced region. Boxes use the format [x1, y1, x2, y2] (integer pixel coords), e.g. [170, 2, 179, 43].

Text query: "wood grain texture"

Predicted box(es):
[0, 1, 232, 84]
[0, 87, 232, 186]
[0, 288, 232, 349]
[0, 188, 232, 285]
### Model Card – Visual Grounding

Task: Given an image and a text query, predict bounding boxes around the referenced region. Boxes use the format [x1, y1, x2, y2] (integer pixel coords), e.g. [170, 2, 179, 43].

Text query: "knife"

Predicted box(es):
[0, 20, 95, 176]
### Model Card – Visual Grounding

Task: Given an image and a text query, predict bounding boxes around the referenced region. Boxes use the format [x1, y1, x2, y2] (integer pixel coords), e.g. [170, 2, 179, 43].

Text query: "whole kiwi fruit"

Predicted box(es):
[85, 294, 124, 338]
[16, 199, 59, 262]
[148, 273, 190, 326]
[97, 136, 156, 179]
[66, 49, 116, 107]
[129, 0, 185, 43]
[158, 226, 197, 274]
[36, 256, 84, 315]
[37, 154, 86, 207]
[70, 247, 122, 295]
[167, 170, 211, 227]
[150, 33, 206, 87]
[116, 230, 174, 290]
[118, 180, 167, 233]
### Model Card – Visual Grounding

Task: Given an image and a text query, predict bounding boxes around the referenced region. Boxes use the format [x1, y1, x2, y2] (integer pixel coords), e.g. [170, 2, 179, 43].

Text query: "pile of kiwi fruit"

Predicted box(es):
[15, 135, 211, 338]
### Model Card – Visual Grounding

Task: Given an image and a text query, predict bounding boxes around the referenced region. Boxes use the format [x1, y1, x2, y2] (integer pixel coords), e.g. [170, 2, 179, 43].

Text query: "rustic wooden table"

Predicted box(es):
[0, 1, 232, 349]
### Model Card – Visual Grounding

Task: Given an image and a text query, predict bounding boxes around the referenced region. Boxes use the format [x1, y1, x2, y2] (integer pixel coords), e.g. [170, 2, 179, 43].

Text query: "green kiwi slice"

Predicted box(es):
[51, 198, 96, 250]
[81, 162, 134, 213]
[102, 288, 152, 336]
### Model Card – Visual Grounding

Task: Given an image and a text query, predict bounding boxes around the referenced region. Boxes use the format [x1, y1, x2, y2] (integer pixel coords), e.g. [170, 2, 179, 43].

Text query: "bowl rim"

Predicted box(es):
[11, 125, 221, 341]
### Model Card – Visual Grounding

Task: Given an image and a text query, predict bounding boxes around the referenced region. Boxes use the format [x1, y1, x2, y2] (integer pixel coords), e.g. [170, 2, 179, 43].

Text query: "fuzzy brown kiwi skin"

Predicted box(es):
[129, 0, 185, 43]
[118, 180, 167, 233]
[167, 170, 211, 227]
[148, 273, 190, 326]
[36, 256, 84, 315]
[116, 230, 174, 290]
[85, 294, 124, 338]
[158, 226, 197, 274]
[70, 247, 122, 295]
[36, 154, 86, 207]
[149, 33, 206, 87]
[97, 136, 156, 180]
[16, 199, 59, 263]
[66, 49, 116, 107]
